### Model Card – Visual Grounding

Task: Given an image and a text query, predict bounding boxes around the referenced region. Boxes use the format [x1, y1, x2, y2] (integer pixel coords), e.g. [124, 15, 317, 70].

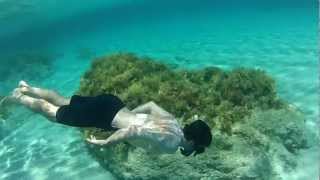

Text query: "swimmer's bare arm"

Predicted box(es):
[86, 126, 138, 146]
[132, 101, 173, 118]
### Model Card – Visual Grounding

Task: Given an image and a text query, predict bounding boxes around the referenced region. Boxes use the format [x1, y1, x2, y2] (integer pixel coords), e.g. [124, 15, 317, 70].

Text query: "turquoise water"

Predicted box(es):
[0, 0, 318, 179]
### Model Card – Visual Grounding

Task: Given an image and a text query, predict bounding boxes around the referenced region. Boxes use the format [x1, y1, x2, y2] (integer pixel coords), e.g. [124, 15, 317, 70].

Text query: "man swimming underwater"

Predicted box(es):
[8, 81, 212, 156]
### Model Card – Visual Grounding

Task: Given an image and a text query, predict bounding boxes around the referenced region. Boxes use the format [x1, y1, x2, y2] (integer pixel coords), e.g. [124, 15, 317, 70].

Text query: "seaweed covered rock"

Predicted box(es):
[216, 68, 283, 109]
[79, 53, 283, 131]
[79, 53, 308, 180]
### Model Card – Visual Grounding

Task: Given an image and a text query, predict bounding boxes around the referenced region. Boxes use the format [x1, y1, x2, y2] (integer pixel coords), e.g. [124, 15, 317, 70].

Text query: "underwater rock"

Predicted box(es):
[245, 108, 308, 154]
[79, 53, 309, 180]
[0, 51, 55, 85]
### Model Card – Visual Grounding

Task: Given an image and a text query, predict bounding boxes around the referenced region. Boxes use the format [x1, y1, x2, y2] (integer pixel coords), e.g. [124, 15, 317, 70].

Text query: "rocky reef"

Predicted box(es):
[79, 53, 310, 180]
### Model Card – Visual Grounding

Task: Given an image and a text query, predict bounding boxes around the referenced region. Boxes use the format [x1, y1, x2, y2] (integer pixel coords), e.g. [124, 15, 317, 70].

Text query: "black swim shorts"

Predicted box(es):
[56, 94, 125, 131]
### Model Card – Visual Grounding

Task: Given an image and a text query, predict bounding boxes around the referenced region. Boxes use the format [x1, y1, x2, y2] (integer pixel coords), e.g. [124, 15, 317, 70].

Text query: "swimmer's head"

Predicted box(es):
[180, 119, 212, 156]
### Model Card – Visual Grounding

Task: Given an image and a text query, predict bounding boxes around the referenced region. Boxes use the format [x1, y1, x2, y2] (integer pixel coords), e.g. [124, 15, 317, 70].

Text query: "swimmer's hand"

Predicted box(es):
[86, 128, 135, 146]
[86, 135, 109, 146]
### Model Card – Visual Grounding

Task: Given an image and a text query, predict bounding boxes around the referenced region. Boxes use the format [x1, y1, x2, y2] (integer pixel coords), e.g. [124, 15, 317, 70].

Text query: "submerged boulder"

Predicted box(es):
[0, 51, 55, 86]
[79, 53, 309, 180]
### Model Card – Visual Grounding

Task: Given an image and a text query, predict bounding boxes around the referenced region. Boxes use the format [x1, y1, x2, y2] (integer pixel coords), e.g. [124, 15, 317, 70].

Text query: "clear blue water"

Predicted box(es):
[0, 0, 318, 179]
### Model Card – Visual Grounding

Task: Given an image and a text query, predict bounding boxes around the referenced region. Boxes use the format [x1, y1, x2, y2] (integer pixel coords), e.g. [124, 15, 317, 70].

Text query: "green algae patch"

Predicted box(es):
[79, 53, 284, 133]
[79, 53, 308, 180]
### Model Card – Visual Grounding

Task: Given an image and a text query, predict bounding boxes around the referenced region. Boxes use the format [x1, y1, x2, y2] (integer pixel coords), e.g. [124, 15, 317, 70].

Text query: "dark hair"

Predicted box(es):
[183, 120, 212, 156]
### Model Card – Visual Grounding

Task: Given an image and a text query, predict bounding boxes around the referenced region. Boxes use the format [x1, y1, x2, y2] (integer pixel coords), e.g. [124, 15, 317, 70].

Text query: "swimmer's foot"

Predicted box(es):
[19, 80, 29, 88]
[8, 88, 24, 103]
[18, 81, 41, 99]
[18, 80, 30, 94]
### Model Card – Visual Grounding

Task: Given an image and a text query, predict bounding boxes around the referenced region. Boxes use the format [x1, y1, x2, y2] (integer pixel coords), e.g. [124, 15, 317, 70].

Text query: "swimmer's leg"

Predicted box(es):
[19, 80, 70, 107]
[11, 88, 58, 122]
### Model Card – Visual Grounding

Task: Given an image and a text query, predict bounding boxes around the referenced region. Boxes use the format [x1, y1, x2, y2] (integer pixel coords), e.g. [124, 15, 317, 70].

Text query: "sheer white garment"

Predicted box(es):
[112, 113, 184, 154]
